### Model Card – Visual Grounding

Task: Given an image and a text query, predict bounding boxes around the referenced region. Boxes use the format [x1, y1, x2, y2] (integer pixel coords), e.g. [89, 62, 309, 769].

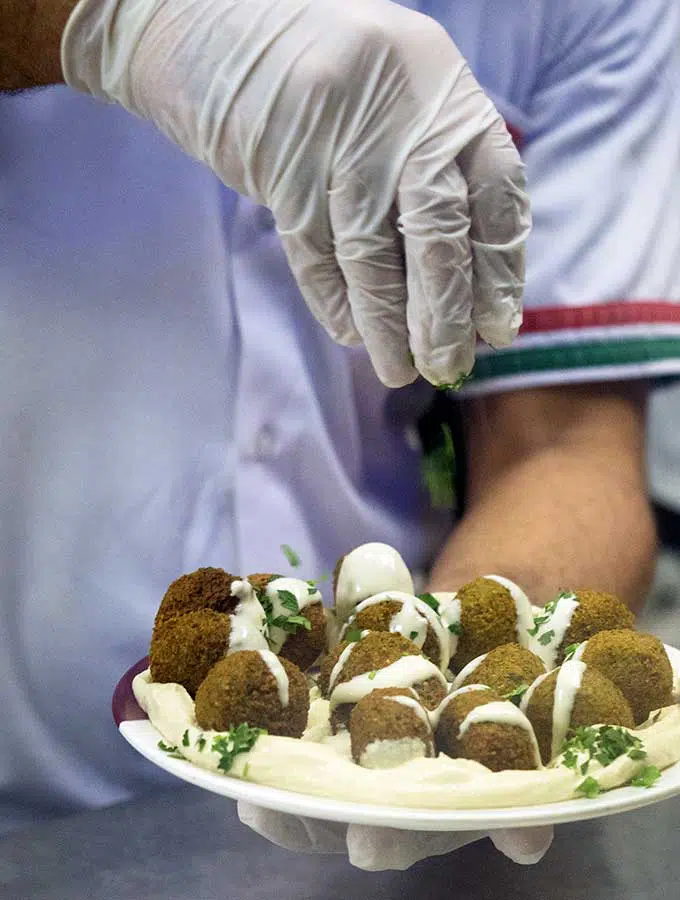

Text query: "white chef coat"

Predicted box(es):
[1, 0, 679, 833]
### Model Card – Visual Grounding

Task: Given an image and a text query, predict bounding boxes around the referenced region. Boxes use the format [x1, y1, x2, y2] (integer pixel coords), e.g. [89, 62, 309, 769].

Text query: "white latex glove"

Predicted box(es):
[237, 802, 553, 871]
[61, 0, 530, 388]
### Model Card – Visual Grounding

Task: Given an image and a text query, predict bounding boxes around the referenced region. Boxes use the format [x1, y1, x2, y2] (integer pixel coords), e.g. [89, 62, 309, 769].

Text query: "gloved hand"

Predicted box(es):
[237, 802, 553, 871]
[61, 0, 530, 388]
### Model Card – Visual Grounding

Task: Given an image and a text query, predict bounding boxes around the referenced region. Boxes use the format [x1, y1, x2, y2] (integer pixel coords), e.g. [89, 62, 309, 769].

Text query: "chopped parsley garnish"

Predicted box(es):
[157, 740, 184, 760]
[182, 729, 190, 747]
[563, 643, 581, 661]
[277, 589, 300, 613]
[368, 670, 377, 681]
[212, 724, 265, 773]
[280, 544, 301, 568]
[630, 766, 661, 789]
[410, 630, 419, 640]
[448, 622, 462, 636]
[243, 763, 251, 779]
[577, 776, 602, 799]
[345, 628, 363, 643]
[421, 423, 456, 510]
[417, 593, 440, 612]
[196, 734, 207, 752]
[559, 725, 647, 777]
[538, 629, 555, 646]
[261, 590, 312, 639]
[268, 614, 312, 633]
[503, 683, 529, 706]
[528, 597, 560, 637]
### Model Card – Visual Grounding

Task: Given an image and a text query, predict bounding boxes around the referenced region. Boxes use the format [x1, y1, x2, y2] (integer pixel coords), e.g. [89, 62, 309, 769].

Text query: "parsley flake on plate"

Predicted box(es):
[630, 766, 661, 789]
[212, 724, 265, 774]
[577, 776, 602, 799]
[157, 740, 184, 760]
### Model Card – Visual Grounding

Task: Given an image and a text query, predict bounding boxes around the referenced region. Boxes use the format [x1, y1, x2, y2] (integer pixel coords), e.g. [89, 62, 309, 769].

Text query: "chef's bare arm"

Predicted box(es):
[429, 382, 656, 612]
[0, 0, 74, 89]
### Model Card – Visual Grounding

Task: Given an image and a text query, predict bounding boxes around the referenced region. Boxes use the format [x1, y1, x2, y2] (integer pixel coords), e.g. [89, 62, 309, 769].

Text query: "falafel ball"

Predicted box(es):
[455, 643, 547, 700]
[435, 687, 540, 771]
[452, 577, 533, 672]
[350, 687, 434, 768]
[533, 590, 635, 668]
[256, 576, 328, 672]
[522, 661, 635, 764]
[347, 593, 447, 669]
[578, 629, 674, 724]
[194, 649, 309, 737]
[278, 601, 328, 672]
[155, 567, 240, 627]
[324, 631, 447, 732]
[149, 609, 231, 697]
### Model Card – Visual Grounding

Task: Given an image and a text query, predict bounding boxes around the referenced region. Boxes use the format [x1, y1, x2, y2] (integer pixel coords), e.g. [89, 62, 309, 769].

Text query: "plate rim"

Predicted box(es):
[114, 646, 680, 832]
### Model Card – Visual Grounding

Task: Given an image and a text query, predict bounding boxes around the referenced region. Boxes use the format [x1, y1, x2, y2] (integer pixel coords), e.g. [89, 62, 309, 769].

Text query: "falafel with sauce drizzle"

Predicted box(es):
[527, 590, 636, 670]
[324, 632, 448, 732]
[256, 576, 327, 671]
[340, 591, 451, 670]
[433, 685, 542, 771]
[350, 687, 435, 768]
[448, 575, 534, 672]
[520, 659, 635, 764]
[194, 649, 309, 737]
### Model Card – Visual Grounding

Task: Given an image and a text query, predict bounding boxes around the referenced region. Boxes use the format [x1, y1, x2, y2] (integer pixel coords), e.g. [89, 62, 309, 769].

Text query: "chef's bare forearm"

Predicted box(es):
[428, 383, 657, 613]
[0, 0, 76, 89]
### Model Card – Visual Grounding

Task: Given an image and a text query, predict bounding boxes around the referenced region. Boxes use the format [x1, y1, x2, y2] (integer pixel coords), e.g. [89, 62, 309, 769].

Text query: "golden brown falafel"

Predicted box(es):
[150, 609, 231, 697]
[453, 578, 526, 672]
[578, 629, 674, 724]
[554, 590, 635, 665]
[350, 688, 434, 768]
[194, 650, 309, 737]
[326, 632, 447, 731]
[436, 688, 539, 771]
[318, 641, 346, 698]
[457, 643, 546, 700]
[523, 663, 635, 764]
[349, 598, 442, 668]
[155, 567, 240, 627]
[278, 601, 327, 672]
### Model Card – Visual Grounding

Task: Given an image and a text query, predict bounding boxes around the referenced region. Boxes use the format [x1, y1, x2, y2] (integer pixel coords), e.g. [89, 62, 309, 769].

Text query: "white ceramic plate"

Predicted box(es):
[115, 648, 680, 832]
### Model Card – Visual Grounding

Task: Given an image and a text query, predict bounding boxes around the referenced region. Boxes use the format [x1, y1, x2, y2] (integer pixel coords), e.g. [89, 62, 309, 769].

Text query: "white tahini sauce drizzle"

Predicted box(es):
[344, 591, 450, 671]
[384, 694, 432, 729]
[571, 641, 587, 661]
[330, 656, 447, 710]
[457, 701, 542, 768]
[328, 642, 358, 695]
[452, 652, 489, 690]
[429, 684, 491, 729]
[529, 593, 580, 669]
[550, 659, 586, 759]
[263, 577, 321, 653]
[228, 580, 269, 654]
[334, 543, 414, 624]
[520, 670, 553, 715]
[257, 649, 290, 707]
[485, 575, 534, 647]
[438, 595, 462, 661]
